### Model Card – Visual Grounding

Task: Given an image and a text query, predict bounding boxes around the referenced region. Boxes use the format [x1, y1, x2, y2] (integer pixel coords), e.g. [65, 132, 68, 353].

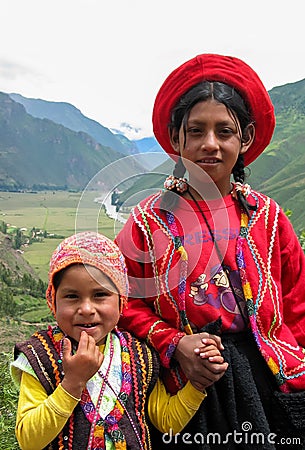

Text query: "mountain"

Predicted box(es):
[9, 94, 165, 159]
[249, 78, 305, 230]
[8, 93, 163, 169]
[0, 92, 146, 191]
[9, 93, 133, 155]
[132, 136, 163, 153]
[269, 78, 305, 114]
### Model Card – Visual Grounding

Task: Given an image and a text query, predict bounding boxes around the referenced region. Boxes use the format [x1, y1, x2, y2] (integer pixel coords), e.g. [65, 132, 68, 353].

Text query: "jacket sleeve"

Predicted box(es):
[115, 213, 185, 367]
[278, 209, 305, 347]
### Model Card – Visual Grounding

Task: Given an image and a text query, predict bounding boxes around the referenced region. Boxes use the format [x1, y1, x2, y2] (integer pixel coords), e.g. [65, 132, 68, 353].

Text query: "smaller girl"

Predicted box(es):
[11, 231, 226, 450]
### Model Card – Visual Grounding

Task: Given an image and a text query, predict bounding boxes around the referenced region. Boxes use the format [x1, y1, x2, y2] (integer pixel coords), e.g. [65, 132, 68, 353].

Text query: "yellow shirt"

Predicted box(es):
[15, 371, 206, 450]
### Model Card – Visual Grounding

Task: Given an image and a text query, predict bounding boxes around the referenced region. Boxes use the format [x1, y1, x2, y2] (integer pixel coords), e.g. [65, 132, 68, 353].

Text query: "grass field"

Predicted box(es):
[0, 190, 119, 281]
[0, 319, 39, 450]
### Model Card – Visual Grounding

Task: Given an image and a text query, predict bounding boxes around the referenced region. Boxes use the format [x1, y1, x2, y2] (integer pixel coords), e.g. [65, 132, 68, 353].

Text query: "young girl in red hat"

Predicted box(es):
[115, 54, 305, 448]
[11, 231, 225, 450]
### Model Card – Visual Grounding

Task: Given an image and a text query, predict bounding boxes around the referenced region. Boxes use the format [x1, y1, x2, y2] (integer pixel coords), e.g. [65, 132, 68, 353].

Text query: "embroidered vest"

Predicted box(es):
[14, 328, 159, 450]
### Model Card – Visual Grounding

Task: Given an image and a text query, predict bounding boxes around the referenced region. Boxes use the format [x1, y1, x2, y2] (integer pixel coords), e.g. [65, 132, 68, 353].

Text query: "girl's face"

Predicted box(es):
[55, 264, 120, 346]
[170, 99, 254, 197]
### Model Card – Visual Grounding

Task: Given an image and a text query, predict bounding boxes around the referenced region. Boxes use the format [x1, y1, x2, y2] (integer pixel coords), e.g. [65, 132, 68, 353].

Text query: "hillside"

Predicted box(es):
[249, 78, 305, 230]
[0, 229, 49, 320]
[0, 230, 48, 450]
[0, 231, 38, 281]
[8, 94, 166, 158]
[0, 93, 145, 191]
[9, 93, 136, 155]
[9, 94, 164, 165]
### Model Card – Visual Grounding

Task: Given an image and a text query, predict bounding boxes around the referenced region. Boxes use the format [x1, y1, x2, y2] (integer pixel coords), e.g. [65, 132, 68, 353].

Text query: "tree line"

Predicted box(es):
[0, 263, 47, 317]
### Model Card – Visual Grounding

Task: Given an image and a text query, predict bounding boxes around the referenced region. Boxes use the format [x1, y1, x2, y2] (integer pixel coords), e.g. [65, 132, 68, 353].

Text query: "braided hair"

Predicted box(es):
[232, 153, 256, 216]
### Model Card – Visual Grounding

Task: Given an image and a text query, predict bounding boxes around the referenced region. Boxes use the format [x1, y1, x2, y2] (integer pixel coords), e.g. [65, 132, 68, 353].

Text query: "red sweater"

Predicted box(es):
[116, 187, 305, 393]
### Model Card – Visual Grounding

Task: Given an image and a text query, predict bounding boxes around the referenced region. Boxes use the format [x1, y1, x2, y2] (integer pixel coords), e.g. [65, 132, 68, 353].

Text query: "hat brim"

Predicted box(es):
[152, 54, 275, 166]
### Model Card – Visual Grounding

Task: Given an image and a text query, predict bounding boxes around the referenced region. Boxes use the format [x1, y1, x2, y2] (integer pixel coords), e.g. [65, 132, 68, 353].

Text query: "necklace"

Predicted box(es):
[98, 373, 145, 450]
[187, 187, 249, 326]
[86, 333, 114, 450]
[81, 329, 139, 450]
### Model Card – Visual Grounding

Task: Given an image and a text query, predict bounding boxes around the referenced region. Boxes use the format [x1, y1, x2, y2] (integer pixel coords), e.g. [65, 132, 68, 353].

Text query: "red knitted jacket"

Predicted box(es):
[116, 188, 305, 393]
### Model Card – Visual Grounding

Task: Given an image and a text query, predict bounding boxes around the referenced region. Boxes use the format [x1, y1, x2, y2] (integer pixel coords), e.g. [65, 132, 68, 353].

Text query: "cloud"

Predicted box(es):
[111, 123, 145, 140]
[0, 58, 47, 99]
[0, 59, 30, 80]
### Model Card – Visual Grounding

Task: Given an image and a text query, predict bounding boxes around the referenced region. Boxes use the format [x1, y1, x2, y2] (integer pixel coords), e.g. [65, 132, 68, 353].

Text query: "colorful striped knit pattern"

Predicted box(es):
[46, 231, 129, 316]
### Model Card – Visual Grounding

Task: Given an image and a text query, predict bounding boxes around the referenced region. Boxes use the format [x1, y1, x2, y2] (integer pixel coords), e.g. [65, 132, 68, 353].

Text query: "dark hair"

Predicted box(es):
[53, 266, 70, 291]
[161, 81, 255, 215]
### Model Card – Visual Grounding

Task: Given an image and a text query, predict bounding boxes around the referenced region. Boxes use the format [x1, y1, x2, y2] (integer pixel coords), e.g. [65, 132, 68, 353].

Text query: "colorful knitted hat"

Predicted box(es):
[152, 53, 275, 166]
[46, 231, 129, 316]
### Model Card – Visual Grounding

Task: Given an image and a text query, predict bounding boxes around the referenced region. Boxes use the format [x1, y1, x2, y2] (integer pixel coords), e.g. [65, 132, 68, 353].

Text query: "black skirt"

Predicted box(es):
[150, 331, 305, 449]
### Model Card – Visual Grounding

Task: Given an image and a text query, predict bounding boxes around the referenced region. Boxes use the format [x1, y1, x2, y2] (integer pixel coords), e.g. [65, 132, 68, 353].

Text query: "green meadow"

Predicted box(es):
[0, 190, 117, 282]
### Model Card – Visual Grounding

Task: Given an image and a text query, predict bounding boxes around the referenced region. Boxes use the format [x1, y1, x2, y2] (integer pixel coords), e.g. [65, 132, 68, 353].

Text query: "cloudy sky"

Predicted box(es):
[1, 0, 304, 139]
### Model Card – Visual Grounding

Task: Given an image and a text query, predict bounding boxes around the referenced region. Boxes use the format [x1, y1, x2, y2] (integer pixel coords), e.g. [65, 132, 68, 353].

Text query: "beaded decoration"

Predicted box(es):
[164, 175, 188, 193]
[85, 334, 114, 450]
[231, 182, 251, 200]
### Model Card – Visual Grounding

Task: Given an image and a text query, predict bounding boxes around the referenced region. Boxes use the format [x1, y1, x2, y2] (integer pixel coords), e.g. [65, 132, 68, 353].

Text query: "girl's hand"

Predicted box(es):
[61, 331, 104, 398]
[174, 334, 228, 389]
[194, 342, 225, 363]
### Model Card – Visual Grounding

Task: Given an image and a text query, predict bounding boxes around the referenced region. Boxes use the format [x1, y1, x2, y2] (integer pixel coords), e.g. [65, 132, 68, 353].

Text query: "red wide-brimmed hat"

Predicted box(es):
[152, 54, 275, 166]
